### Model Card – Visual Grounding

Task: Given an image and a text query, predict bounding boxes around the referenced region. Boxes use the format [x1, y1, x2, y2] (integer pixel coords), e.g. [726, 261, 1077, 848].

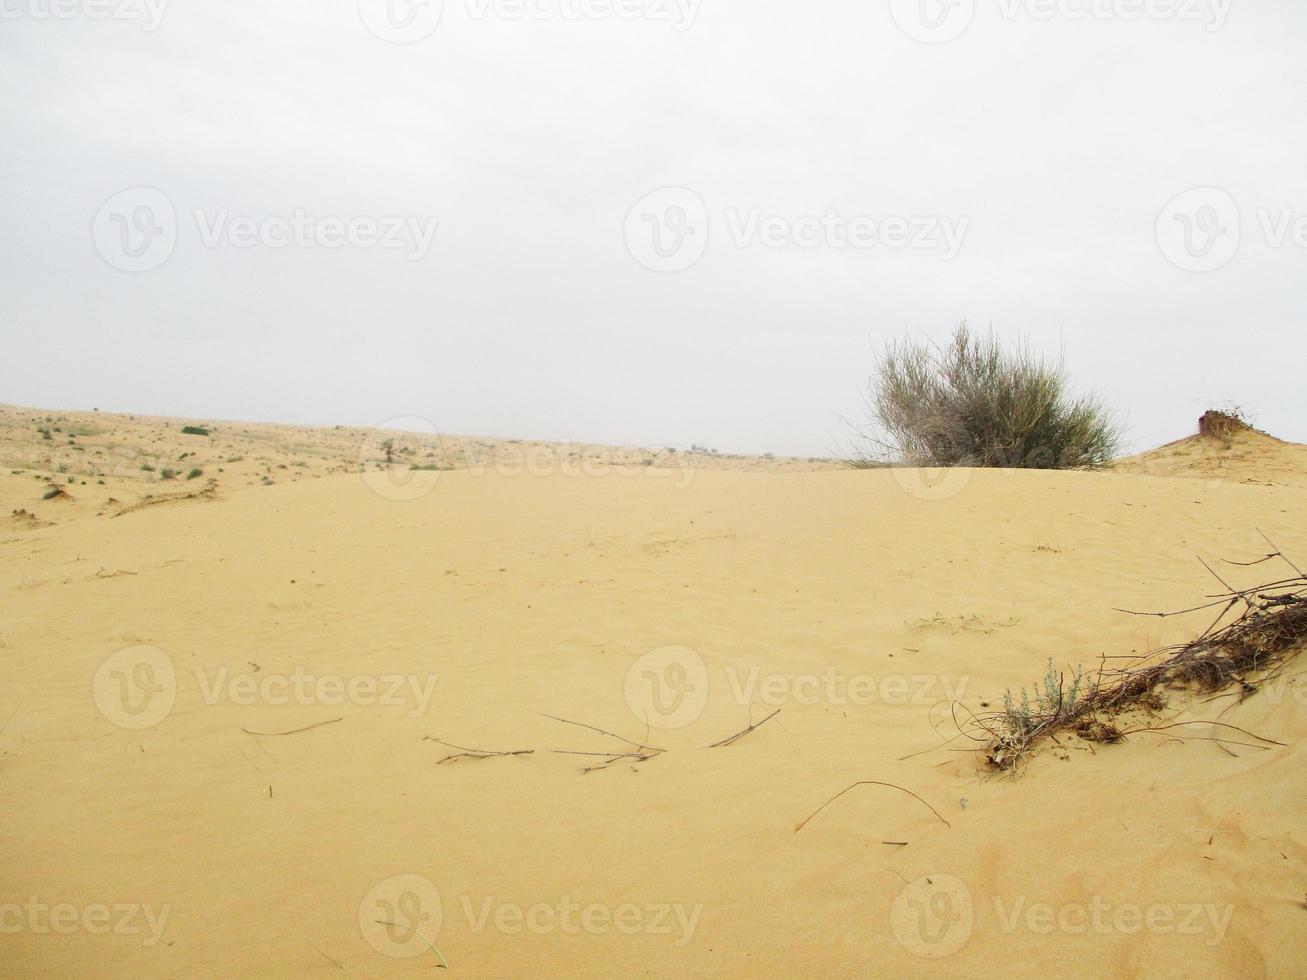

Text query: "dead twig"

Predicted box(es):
[423, 737, 535, 764]
[535, 711, 666, 754]
[795, 780, 952, 833]
[706, 707, 781, 748]
[241, 718, 342, 737]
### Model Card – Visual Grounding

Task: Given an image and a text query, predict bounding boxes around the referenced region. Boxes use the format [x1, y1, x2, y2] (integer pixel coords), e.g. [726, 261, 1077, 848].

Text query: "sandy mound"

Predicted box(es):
[1114, 412, 1307, 489]
[1, 405, 1304, 977]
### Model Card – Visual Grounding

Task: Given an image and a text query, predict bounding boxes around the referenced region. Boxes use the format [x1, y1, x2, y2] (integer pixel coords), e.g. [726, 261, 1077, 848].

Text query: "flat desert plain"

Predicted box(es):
[2, 404, 1305, 977]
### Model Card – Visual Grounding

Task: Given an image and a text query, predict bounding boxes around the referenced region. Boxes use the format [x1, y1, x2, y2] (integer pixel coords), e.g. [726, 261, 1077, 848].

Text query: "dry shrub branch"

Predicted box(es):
[975, 535, 1306, 771]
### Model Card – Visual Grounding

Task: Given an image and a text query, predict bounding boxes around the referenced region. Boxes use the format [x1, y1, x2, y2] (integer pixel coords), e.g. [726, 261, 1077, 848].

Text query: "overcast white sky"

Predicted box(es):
[2, 0, 1303, 457]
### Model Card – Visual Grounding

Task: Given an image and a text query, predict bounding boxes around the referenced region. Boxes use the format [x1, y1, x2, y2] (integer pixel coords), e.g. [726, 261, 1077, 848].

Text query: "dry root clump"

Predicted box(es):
[1197, 409, 1253, 441]
[976, 542, 1306, 771]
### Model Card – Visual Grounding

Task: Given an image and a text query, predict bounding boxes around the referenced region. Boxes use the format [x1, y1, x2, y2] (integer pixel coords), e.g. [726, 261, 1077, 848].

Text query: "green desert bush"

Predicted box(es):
[852, 323, 1122, 469]
[186, 467, 203, 480]
[181, 425, 211, 436]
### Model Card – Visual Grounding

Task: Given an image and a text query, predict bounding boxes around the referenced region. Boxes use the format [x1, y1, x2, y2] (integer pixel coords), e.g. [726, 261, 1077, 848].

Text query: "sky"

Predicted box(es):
[2, 0, 1304, 458]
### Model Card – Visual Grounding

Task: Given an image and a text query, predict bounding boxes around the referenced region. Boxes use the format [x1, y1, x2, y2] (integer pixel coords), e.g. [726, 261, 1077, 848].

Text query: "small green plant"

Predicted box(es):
[1000, 658, 1089, 736]
[181, 425, 211, 436]
[160, 468, 177, 480]
[186, 468, 203, 480]
[140, 463, 155, 472]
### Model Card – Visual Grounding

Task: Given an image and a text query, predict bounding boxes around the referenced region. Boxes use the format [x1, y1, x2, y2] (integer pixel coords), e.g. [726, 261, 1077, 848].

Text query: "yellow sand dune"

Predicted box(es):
[2, 406, 1304, 977]
[1115, 413, 1307, 490]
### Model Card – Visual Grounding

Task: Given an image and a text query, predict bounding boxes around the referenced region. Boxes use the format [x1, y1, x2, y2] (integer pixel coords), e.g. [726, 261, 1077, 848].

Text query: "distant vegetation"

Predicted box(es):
[182, 425, 211, 436]
[852, 323, 1122, 470]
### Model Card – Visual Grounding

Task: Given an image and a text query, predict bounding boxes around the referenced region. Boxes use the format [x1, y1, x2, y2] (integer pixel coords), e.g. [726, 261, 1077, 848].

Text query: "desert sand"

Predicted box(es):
[1, 405, 1304, 977]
